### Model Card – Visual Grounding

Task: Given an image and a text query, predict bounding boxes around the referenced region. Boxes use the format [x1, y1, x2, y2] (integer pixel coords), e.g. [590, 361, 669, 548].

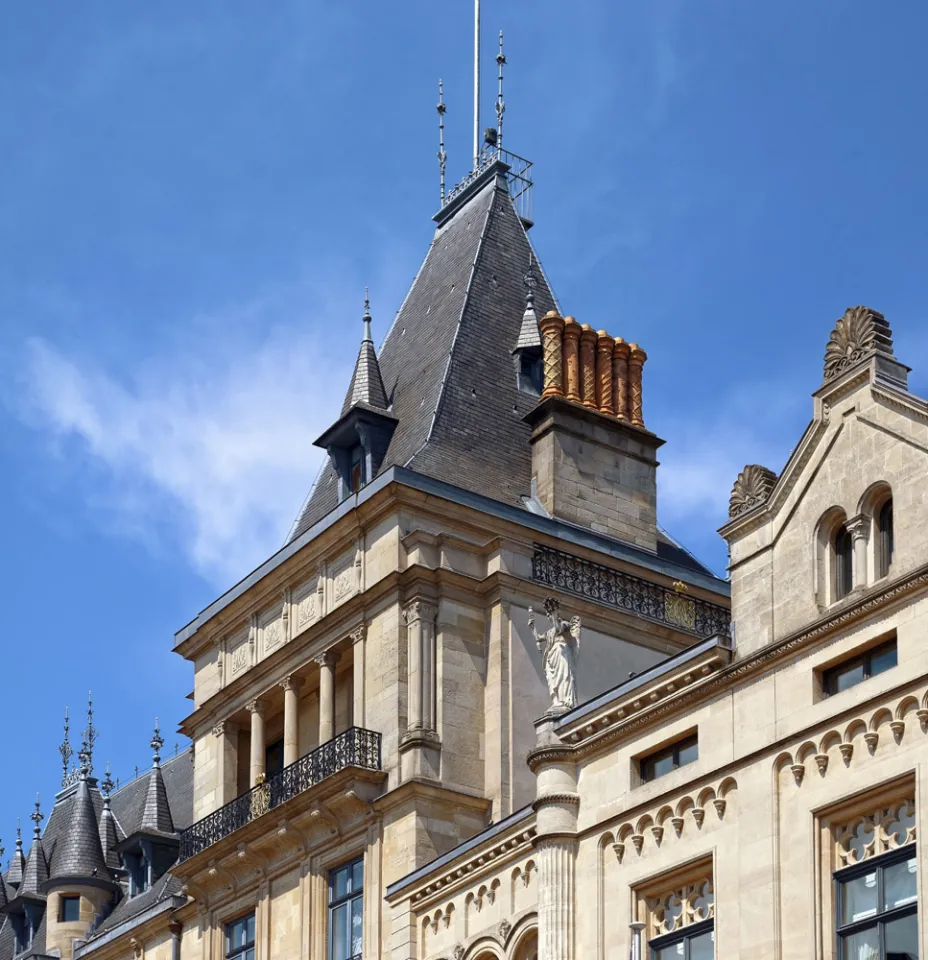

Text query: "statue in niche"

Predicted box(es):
[528, 597, 581, 712]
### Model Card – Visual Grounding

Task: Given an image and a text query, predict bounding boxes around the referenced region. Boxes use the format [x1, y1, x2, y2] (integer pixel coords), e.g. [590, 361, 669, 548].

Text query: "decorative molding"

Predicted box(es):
[823, 305, 893, 382]
[728, 464, 778, 519]
[647, 877, 714, 939]
[835, 798, 915, 868]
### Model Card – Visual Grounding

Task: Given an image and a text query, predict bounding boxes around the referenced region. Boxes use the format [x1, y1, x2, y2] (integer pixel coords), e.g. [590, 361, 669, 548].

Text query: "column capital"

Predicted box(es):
[279, 674, 302, 693]
[212, 720, 227, 738]
[403, 598, 437, 625]
[245, 698, 267, 716]
[349, 622, 367, 645]
[314, 650, 339, 669]
[847, 514, 870, 541]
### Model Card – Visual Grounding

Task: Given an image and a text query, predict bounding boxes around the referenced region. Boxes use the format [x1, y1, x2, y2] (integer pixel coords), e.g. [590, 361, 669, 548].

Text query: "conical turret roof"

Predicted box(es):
[138, 730, 175, 836]
[46, 768, 110, 886]
[6, 825, 25, 889]
[19, 810, 48, 898]
[342, 293, 389, 413]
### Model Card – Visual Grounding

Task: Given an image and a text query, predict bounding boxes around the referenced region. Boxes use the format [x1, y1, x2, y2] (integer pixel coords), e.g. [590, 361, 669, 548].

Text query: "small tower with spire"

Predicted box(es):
[314, 291, 398, 501]
[512, 254, 544, 395]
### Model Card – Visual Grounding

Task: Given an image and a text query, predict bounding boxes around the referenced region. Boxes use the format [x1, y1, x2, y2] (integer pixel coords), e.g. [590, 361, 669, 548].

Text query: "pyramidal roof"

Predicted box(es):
[6, 830, 25, 889]
[291, 164, 556, 538]
[138, 754, 175, 836]
[18, 833, 47, 897]
[342, 297, 389, 413]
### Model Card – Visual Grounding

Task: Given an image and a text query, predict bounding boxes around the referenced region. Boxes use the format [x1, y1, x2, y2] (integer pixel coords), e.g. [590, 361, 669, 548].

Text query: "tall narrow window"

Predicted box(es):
[59, 896, 81, 923]
[225, 914, 255, 960]
[878, 499, 894, 579]
[834, 525, 853, 600]
[329, 856, 364, 960]
[265, 738, 284, 778]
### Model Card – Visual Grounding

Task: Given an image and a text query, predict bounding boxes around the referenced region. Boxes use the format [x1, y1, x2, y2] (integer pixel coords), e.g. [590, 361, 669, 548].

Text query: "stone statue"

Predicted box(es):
[528, 598, 581, 712]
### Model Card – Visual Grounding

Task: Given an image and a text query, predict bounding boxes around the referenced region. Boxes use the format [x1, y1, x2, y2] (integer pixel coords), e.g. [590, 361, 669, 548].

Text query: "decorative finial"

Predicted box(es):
[80, 690, 97, 775]
[362, 288, 373, 344]
[59, 705, 73, 787]
[30, 795, 43, 839]
[496, 30, 506, 150]
[15, 819, 21, 847]
[151, 718, 164, 767]
[437, 79, 447, 203]
[101, 761, 115, 798]
[523, 253, 537, 311]
[0, 839, 5, 862]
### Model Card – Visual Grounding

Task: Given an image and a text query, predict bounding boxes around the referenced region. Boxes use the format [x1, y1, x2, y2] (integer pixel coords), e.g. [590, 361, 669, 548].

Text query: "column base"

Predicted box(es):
[399, 728, 442, 780]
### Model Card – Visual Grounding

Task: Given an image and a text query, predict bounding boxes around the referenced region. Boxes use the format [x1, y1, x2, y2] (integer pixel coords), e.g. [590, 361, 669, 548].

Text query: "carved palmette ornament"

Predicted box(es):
[728, 464, 777, 518]
[823, 305, 893, 381]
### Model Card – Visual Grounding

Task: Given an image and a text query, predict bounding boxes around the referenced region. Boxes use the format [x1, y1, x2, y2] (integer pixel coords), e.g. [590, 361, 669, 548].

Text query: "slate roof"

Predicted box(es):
[0, 750, 193, 960]
[138, 762, 175, 836]
[291, 166, 557, 539]
[342, 306, 389, 413]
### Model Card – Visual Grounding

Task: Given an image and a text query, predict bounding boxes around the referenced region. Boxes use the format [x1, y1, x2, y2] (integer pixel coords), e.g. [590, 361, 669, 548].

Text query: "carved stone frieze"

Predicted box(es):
[823, 305, 893, 381]
[728, 464, 778, 518]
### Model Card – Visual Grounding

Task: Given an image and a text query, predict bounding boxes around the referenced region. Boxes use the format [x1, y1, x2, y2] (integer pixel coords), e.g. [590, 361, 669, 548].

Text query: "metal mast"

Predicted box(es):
[496, 30, 506, 151]
[437, 79, 447, 203]
[473, 0, 480, 169]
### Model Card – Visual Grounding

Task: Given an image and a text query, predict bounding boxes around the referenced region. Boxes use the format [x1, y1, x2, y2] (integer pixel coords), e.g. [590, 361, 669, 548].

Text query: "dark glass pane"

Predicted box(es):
[883, 855, 917, 910]
[654, 941, 685, 959]
[228, 920, 243, 951]
[351, 859, 364, 891]
[265, 740, 284, 777]
[835, 526, 853, 599]
[840, 926, 878, 960]
[333, 903, 349, 960]
[677, 740, 699, 768]
[829, 660, 865, 695]
[61, 897, 81, 923]
[884, 911, 918, 959]
[879, 500, 894, 577]
[244, 950, 254, 960]
[870, 643, 897, 678]
[690, 929, 714, 960]
[245, 914, 255, 946]
[840, 870, 878, 923]
[651, 753, 675, 779]
[333, 865, 350, 901]
[351, 896, 363, 955]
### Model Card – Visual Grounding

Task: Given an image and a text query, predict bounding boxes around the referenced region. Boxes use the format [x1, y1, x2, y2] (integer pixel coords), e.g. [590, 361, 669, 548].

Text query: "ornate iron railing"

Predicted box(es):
[445, 146, 534, 223]
[532, 544, 731, 638]
[178, 727, 381, 861]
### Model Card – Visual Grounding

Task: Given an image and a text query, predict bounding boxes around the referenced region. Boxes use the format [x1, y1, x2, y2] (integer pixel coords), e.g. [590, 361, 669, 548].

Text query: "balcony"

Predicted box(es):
[178, 727, 382, 862]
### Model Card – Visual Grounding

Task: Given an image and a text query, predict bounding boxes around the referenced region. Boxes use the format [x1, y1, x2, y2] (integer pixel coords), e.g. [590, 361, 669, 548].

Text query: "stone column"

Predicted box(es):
[213, 719, 239, 806]
[316, 652, 338, 744]
[628, 344, 647, 427]
[613, 338, 630, 421]
[350, 624, 366, 728]
[246, 699, 266, 788]
[579, 325, 598, 409]
[530, 716, 579, 960]
[848, 515, 870, 590]
[540, 311, 565, 399]
[280, 676, 301, 767]
[400, 599, 441, 780]
[563, 318, 582, 403]
[596, 330, 615, 415]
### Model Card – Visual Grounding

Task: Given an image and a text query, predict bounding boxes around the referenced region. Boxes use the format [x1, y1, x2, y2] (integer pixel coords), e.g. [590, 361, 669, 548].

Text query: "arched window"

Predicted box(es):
[834, 525, 853, 600]
[878, 498, 894, 578]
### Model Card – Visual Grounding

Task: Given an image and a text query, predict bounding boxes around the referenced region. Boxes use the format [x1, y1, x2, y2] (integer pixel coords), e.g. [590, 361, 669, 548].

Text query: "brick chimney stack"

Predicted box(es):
[525, 310, 663, 551]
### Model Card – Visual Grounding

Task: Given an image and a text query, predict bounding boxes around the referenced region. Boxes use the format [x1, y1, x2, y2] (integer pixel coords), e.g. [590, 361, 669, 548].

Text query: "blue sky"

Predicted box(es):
[2, 1, 928, 844]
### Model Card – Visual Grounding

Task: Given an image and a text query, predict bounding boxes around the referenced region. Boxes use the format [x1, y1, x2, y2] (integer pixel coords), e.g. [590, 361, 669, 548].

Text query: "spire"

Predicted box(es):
[7, 820, 25, 888]
[496, 30, 506, 150]
[139, 720, 174, 836]
[46, 766, 110, 888]
[19, 798, 48, 896]
[473, 0, 481, 168]
[59, 705, 73, 787]
[80, 691, 97, 776]
[514, 254, 542, 350]
[342, 291, 389, 413]
[99, 762, 121, 872]
[437, 80, 447, 204]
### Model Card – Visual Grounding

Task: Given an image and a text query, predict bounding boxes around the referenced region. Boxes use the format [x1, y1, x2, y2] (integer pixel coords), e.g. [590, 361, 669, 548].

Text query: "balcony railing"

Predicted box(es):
[178, 726, 382, 862]
[532, 544, 731, 639]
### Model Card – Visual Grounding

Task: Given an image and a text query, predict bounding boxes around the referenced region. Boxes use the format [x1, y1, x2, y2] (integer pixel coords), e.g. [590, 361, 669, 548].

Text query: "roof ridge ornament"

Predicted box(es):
[728, 464, 778, 518]
[29, 795, 43, 840]
[437, 79, 447, 204]
[362, 288, 373, 344]
[823, 305, 894, 382]
[59, 705, 73, 787]
[101, 761, 115, 798]
[151, 718, 165, 768]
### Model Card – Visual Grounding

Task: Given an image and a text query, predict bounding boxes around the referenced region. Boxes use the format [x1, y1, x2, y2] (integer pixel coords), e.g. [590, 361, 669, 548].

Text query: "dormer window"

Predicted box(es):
[515, 349, 543, 396]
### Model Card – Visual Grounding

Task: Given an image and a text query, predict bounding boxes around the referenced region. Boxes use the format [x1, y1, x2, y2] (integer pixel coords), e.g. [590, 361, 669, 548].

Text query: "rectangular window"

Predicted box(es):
[329, 856, 364, 960]
[640, 734, 698, 784]
[650, 919, 715, 959]
[59, 896, 81, 923]
[823, 639, 897, 697]
[835, 847, 917, 959]
[225, 913, 255, 960]
[265, 738, 284, 778]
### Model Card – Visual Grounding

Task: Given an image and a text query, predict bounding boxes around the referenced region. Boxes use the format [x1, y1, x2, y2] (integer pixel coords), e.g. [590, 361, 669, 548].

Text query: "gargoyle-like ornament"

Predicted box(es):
[528, 598, 581, 712]
[728, 464, 777, 518]
[823, 306, 893, 381]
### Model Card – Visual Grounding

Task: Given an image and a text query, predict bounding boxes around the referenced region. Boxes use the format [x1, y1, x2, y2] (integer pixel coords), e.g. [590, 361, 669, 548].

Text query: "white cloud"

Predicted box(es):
[17, 318, 350, 587]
